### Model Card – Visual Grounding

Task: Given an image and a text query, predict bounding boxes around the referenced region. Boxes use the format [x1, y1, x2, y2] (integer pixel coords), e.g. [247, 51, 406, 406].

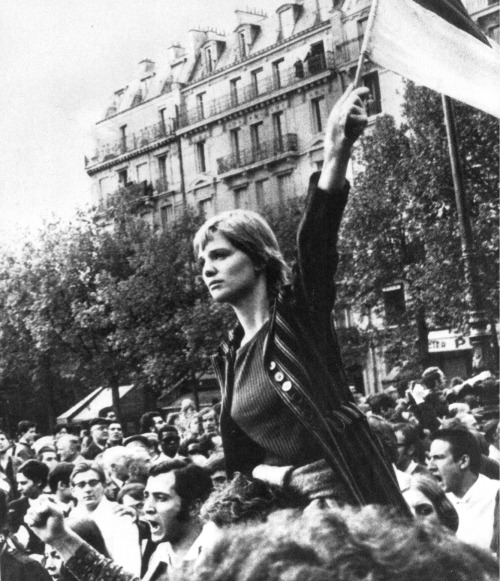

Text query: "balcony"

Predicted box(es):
[87, 122, 174, 169]
[99, 181, 153, 212]
[180, 52, 335, 127]
[216, 133, 298, 174]
[334, 36, 364, 67]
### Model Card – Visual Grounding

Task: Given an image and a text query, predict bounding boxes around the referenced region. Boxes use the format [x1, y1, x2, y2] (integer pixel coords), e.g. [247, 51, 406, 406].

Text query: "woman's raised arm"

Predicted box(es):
[318, 85, 369, 194]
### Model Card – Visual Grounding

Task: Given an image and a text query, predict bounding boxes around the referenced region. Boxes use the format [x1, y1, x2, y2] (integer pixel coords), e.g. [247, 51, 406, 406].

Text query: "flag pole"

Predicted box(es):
[353, 0, 380, 87]
[441, 94, 497, 372]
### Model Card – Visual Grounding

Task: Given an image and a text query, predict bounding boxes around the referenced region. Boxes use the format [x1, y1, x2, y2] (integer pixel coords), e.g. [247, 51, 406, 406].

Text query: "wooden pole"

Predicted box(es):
[353, 0, 380, 87]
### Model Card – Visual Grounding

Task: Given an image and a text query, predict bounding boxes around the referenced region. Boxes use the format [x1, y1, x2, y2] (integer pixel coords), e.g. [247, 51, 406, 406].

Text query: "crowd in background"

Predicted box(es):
[0, 365, 498, 580]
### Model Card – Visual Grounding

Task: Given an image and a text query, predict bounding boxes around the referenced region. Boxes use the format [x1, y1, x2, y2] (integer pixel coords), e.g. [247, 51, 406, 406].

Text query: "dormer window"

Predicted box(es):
[205, 47, 213, 73]
[239, 31, 247, 58]
[277, 3, 302, 40]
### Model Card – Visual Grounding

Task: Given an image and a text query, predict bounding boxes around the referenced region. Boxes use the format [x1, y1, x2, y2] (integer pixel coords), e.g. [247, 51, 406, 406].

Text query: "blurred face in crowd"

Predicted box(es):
[108, 422, 124, 445]
[402, 488, 441, 528]
[122, 493, 145, 519]
[91, 423, 109, 446]
[160, 431, 180, 458]
[152, 415, 165, 433]
[210, 470, 227, 491]
[54, 427, 68, 442]
[56, 435, 79, 462]
[428, 439, 462, 494]
[105, 411, 117, 422]
[144, 472, 183, 543]
[22, 427, 37, 444]
[202, 410, 218, 435]
[44, 546, 64, 580]
[40, 449, 59, 472]
[72, 469, 104, 512]
[16, 473, 41, 499]
[0, 433, 10, 454]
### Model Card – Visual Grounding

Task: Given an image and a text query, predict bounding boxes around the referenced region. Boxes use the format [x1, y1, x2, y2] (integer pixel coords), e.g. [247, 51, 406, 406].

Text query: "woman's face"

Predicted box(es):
[403, 488, 440, 528]
[44, 546, 63, 580]
[199, 232, 261, 306]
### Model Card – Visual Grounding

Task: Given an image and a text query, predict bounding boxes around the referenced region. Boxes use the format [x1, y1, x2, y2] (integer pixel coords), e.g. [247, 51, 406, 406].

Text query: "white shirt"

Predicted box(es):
[447, 474, 499, 551]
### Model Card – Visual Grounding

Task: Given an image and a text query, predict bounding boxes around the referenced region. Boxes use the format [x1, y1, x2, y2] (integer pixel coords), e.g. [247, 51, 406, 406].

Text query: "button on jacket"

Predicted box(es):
[212, 173, 409, 513]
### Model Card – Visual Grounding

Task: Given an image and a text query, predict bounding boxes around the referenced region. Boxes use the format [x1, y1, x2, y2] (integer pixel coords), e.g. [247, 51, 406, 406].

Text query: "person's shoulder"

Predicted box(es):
[476, 473, 500, 493]
[2, 545, 52, 580]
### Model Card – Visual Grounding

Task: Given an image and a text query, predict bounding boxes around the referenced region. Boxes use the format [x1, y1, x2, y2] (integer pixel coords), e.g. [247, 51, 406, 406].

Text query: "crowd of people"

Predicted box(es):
[0, 365, 498, 580]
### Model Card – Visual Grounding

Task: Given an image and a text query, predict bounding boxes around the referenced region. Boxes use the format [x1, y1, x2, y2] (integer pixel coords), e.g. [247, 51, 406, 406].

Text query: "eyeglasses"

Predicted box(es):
[73, 479, 101, 489]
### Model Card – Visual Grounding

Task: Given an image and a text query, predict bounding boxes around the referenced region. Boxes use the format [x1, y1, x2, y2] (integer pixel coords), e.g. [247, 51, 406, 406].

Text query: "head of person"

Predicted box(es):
[89, 418, 109, 447]
[204, 453, 227, 491]
[125, 448, 152, 484]
[403, 475, 459, 533]
[56, 434, 81, 462]
[200, 407, 218, 436]
[0, 430, 11, 455]
[421, 366, 446, 391]
[367, 415, 398, 464]
[17, 420, 37, 443]
[117, 482, 146, 518]
[99, 407, 117, 423]
[43, 545, 64, 580]
[123, 434, 149, 453]
[194, 209, 289, 302]
[107, 421, 124, 445]
[158, 425, 181, 458]
[70, 462, 106, 512]
[183, 504, 498, 581]
[368, 393, 397, 420]
[140, 411, 165, 434]
[180, 398, 195, 416]
[428, 428, 481, 494]
[101, 446, 130, 482]
[384, 385, 399, 402]
[53, 425, 69, 442]
[16, 459, 49, 499]
[48, 462, 75, 503]
[144, 459, 213, 543]
[393, 423, 423, 471]
[38, 446, 59, 472]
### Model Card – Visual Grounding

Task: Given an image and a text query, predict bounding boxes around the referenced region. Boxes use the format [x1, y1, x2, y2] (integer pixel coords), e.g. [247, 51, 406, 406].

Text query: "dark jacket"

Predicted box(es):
[82, 441, 105, 461]
[0, 540, 52, 581]
[7, 497, 45, 555]
[213, 174, 409, 513]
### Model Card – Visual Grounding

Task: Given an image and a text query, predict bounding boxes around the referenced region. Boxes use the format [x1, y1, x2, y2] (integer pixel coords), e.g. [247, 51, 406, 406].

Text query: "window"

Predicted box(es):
[273, 112, 284, 151]
[307, 41, 326, 74]
[136, 162, 148, 184]
[250, 122, 263, 157]
[487, 23, 499, 43]
[255, 179, 269, 208]
[159, 108, 167, 134]
[196, 93, 205, 120]
[363, 71, 382, 115]
[239, 31, 247, 58]
[205, 47, 213, 73]
[277, 173, 293, 201]
[157, 156, 167, 192]
[120, 125, 127, 152]
[251, 68, 263, 97]
[272, 58, 284, 90]
[234, 186, 249, 209]
[196, 141, 207, 173]
[118, 168, 128, 187]
[230, 128, 241, 164]
[161, 205, 174, 230]
[199, 197, 214, 218]
[311, 96, 325, 133]
[99, 177, 112, 204]
[383, 284, 406, 325]
[357, 17, 368, 42]
[230, 78, 241, 107]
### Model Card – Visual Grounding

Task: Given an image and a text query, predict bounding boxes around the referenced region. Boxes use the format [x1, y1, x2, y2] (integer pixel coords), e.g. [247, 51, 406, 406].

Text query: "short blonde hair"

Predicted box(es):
[193, 210, 289, 298]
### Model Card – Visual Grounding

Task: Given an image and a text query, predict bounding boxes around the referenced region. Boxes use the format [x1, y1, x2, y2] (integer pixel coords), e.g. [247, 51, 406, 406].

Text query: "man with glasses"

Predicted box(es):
[70, 462, 141, 576]
[83, 419, 110, 461]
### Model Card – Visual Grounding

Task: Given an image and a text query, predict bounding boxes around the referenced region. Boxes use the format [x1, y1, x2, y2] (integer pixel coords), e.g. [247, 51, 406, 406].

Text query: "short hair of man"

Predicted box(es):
[18, 459, 49, 489]
[158, 425, 180, 441]
[368, 393, 396, 416]
[17, 420, 36, 437]
[70, 462, 106, 485]
[149, 460, 212, 521]
[431, 428, 481, 474]
[117, 482, 145, 504]
[48, 462, 75, 494]
[421, 367, 445, 390]
[98, 406, 114, 419]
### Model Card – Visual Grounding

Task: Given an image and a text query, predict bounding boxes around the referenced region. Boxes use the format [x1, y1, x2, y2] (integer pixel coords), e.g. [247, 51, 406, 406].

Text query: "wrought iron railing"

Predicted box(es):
[216, 133, 298, 174]
[87, 122, 174, 167]
[180, 52, 334, 127]
[334, 35, 364, 66]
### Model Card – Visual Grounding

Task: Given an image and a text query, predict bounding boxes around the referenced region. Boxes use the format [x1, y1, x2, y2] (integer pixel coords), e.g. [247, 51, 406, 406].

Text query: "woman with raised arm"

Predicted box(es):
[195, 86, 409, 512]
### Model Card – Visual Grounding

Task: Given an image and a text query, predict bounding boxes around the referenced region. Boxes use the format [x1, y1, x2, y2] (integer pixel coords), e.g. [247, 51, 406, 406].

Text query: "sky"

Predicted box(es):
[0, 0, 281, 249]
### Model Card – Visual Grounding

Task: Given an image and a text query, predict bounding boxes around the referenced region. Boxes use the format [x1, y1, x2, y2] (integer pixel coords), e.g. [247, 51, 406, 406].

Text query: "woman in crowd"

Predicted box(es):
[194, 85, 408, 512]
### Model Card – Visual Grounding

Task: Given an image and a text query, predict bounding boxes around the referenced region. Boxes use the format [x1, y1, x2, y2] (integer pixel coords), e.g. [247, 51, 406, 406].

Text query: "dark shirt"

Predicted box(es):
[232, 321, 322, 466]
